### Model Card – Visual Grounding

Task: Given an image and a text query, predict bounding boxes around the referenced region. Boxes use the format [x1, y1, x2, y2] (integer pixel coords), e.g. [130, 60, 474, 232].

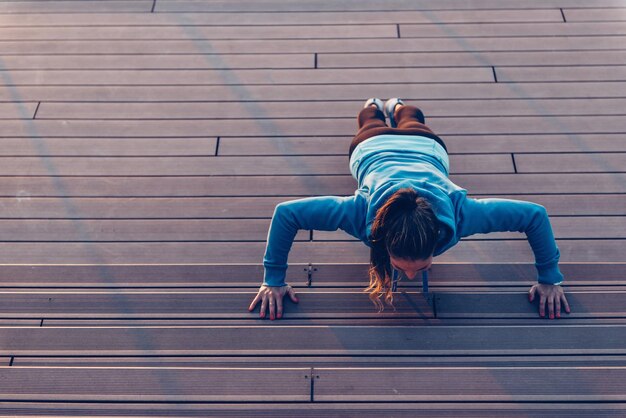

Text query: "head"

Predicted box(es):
[365, 188, 439, 311]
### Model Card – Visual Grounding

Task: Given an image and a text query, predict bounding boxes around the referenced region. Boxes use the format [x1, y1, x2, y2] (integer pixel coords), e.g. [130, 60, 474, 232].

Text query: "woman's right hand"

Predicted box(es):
[248, 284, 299, 320]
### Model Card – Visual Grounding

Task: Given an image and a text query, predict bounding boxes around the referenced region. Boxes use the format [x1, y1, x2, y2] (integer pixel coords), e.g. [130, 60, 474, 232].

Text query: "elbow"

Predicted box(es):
[531, 203, 548, 219]
[273, 201, 297, 227]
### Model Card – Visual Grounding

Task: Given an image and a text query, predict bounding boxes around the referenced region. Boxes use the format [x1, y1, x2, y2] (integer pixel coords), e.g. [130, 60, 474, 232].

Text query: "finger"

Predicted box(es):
[561, 294, 571, 314]
[269, 296, 275, 320]
[555, 297, 561, 318]
[276, 294, 284, 319]
[539, 294, 546, 317]
[288, 286, 299, 303]
[248, 292, 262, 311]
[548, 297, 555, 319]
[528, 286, 536, 302]
[260, 295, 267, 318]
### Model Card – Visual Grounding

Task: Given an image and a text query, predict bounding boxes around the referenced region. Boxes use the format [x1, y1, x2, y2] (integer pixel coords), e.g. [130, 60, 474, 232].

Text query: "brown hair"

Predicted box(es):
[365, 188, 440, 311]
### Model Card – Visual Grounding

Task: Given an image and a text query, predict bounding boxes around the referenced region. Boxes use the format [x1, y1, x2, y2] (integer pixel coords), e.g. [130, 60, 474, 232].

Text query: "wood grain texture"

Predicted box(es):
[0, 219, 309, 242]
[2, 116, 625, 137]
[219, 134, 626, 156]
[1, 325, 624, 355]
[0, 290, 620, 320]
[319, 51, 626, 68]
[0, 138, 218, 156]
[0, 54, 314, 69]
[0, 240, 620, 264]
[3, 82, 625, 102]
[13, 353, 626, 368]
[515, 153, 626, 173]
[496, 66, 626, 82]
[36, 98, 626, 119]
[0, 402, 624, 418]
[564, 8, 626, 22]
[1, 68, 493, 86]
[400, 21, 626, 37]
[0, 102, 37, 119]
[0, 290, 434, 319]
[434, 292, 626, 318]
[3, 36, 626, 55]
[314, 367, 626, 401]
[314, 216, 626, 241]
[0, 1, 153, 13]
[0, 26, 396, 41]
[1, 174, 623, 197]
[0, 194, 622, 219]
[0, 262, 622, 287]
[0, 367, 310, 401]
[0, 155, 514, 176]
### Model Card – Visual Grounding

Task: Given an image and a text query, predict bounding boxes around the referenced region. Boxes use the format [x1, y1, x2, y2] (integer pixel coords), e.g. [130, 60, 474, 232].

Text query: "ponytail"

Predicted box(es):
[365, 188, 439, 311]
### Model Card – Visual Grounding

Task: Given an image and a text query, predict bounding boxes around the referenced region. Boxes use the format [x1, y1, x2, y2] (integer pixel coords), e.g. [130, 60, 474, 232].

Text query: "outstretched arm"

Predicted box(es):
[250, 195, 365, 320]
[458, 197, 570, 318]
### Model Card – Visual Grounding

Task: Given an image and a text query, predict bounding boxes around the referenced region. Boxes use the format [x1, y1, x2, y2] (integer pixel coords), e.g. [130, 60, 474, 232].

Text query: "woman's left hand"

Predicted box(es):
[529, 283, 571, 319]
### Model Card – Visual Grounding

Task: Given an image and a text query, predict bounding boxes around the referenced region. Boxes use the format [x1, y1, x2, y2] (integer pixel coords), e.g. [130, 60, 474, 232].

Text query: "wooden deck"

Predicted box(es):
[0, 0, 625, 415]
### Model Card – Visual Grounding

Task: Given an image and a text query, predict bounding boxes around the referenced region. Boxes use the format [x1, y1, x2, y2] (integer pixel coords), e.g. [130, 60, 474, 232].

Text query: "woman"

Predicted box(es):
[248, 98, 570, 320]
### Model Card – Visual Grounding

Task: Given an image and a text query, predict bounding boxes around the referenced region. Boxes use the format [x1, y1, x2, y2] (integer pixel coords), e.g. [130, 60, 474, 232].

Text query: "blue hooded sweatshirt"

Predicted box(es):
[262, 135, 564, 287]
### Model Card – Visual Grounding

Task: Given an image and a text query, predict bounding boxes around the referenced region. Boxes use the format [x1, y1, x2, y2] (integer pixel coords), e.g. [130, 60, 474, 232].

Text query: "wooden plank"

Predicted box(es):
[436, 291, 626, 318]
[515, 153, 626, 173]
[319, 51, 626, 68]
[220, 134, 626, 156]
[1, 174, 625, 197]
[0, 261, 622, 287]
[37, 317, 626, 328]
[3, 82, 625, 102]
[0, 1, 153, 13]
[400, 21, 626, 37]
[0, 321, 39, 327]
[0, 196, 287, 219]
[310, 263, 626, 286]
[0, 367, 310, 402]
[0, 403, 622, 418]
[0, 102, 37, 119]
[0, 219, 309, 242]
[314, 217, 626, 241]
[496, 66, 626, 82]
[446, 134, 626, 154]
[0, 68, 493, 86]
[36, 98, 626, 119]
[0, 53, 313, 70]
[314, 367, 626, 401]
[7, 52, 625, 69]
[14, 354, 626, 368]
[156, 0, 626, 13]
[0, 134, 623, 158]
[0, 239, 620, 264]
[0, 155, 514, 176]
[2, 115, 626, 137]
[0, 25, 396, 41]
[3, 36, 626, 54]
[221, 134, 626, 156]
[0, 290, 434, 319]
[1, 325, 625, 355]
[0, 264, 274, 287]
[564, 8, 626, 21]
[2, 194, 623, 219]
[154, 7, 563, 23]
[0, 137, 217, 156]
[0, 175, 359, 197]
[454, 173, 626, 194]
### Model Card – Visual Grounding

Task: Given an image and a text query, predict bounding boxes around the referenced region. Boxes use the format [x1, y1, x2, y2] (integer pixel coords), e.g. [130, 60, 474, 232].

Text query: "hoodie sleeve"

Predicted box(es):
[262, 195, 366, 287]
[457, 197, 564, 285]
